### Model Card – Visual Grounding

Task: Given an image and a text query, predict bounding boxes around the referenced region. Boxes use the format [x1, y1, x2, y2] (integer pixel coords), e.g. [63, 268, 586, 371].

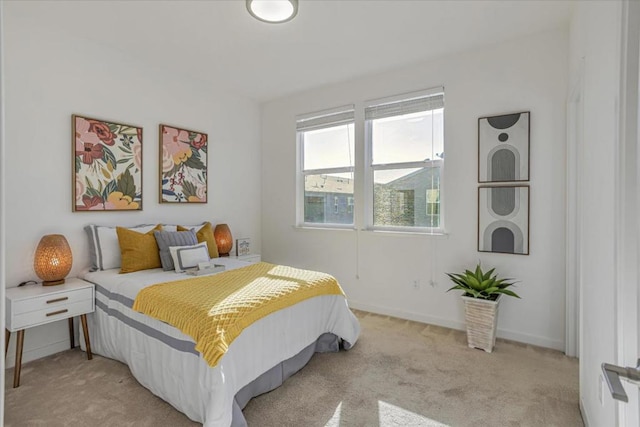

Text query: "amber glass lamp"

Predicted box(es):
[34, 234, 73, 286]
[214, 224, 233, 257]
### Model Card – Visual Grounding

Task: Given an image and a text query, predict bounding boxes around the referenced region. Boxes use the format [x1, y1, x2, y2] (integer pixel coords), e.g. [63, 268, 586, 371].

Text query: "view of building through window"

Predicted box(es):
[300, 122, 355, 225]
[369, 106, 444, 229]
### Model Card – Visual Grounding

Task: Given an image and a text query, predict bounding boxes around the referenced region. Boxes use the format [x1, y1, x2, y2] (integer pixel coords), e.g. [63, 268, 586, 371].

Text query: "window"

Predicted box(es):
[365, 88, 444, 231]
[297, 106, 355, 227]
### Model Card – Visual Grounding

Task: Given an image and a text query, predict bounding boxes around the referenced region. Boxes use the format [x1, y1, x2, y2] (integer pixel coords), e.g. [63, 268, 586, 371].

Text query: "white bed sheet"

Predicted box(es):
[80, 258, 360, 426]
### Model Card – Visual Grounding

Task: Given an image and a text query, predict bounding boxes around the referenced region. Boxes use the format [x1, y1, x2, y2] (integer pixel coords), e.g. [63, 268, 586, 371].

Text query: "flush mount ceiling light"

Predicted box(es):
[246, 0, 298, 24]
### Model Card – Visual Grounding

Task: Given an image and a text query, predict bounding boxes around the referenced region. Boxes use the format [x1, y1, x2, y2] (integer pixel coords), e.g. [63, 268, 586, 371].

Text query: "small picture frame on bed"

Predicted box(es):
[236, 238, 250, 256]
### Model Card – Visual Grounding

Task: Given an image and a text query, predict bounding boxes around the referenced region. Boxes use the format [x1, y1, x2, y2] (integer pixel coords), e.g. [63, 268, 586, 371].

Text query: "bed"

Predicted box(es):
[79, 256, 360, 426]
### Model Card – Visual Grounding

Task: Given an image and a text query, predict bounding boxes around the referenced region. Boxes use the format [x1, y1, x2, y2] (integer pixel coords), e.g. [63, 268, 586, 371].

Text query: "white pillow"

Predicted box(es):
[169, 242, 210, 273]
[162, 223, 205, 233]
[85, 224, 157, 271]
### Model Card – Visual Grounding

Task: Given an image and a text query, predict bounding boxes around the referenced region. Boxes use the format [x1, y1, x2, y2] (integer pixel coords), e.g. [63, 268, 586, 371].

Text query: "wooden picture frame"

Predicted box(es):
[160, 124, 208, 203]
[72, 114, 143, 211]
[478, 185, 529, 255]
[478, 111, 530, 183]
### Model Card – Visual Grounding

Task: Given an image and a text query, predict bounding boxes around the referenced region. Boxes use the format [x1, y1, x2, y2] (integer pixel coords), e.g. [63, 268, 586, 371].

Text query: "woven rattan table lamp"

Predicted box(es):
[214, 224, 233, 257]
[34, 234, 73, 286]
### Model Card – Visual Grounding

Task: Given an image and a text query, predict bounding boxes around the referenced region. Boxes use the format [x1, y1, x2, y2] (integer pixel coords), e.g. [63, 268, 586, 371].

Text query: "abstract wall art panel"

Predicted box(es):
[73, 115, 142, 211]
[478, 185, 529, 255]
[160, 124, 208, 203]
[478, 111, 530, 182]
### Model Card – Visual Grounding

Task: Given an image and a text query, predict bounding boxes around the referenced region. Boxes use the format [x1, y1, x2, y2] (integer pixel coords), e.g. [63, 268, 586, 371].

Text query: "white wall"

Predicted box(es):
[261, 29, 569, 350]
[3, 3, 262, 366]
[569, 1, 623, 426]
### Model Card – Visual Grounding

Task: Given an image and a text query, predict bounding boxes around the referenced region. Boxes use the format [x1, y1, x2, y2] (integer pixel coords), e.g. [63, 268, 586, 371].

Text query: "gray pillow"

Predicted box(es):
[154, 230, 198, 271]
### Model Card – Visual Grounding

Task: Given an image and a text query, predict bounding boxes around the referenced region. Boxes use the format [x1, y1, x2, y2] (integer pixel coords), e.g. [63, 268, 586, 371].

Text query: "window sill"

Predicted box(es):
[292, 225, 356, 232]
[359, 229, 449, 238]
[291, 225, 448, 238]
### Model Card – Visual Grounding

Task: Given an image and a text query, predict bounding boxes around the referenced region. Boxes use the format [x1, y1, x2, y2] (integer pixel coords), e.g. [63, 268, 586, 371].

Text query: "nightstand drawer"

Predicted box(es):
[11, 299, 94, 330]
[12, 287, 93, 315]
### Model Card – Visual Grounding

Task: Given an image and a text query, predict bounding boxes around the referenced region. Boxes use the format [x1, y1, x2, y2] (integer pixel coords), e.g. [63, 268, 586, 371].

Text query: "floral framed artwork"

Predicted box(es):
[160, 124, 208, 203]
[73, 115, 143, 211]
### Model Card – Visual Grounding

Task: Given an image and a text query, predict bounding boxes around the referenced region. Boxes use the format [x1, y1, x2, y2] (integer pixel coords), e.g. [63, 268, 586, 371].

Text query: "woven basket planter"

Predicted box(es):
[461, 295, 501, 353]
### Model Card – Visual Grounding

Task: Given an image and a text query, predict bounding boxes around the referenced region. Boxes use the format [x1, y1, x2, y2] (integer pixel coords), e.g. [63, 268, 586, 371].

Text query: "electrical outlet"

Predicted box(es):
[412, 280, 420, 290]
[429, 279, 438, 288]
[599, 374, 604, 406]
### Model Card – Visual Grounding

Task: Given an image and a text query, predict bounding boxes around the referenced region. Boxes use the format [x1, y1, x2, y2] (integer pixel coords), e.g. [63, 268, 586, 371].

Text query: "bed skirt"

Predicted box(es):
[231, 332, 344, 427]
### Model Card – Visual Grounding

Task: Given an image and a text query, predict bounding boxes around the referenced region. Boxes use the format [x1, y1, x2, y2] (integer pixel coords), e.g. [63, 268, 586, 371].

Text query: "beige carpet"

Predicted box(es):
[5, 310, 583, 426]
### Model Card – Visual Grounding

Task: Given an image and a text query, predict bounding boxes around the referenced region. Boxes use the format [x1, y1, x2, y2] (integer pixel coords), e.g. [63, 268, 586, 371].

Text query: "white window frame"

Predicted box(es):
[296, 105, 355, 229]
[364, 88, 445, 234]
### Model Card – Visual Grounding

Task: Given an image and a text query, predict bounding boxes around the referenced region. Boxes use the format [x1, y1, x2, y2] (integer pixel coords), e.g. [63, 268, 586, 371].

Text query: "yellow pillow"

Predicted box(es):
[117, 224, 163, 273]
[177, 221, 219, 258]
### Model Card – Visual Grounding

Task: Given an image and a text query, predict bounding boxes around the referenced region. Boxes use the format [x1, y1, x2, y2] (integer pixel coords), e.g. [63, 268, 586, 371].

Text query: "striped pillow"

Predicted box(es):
[154, 230, 198, 271]
[85, 224, 157, 271]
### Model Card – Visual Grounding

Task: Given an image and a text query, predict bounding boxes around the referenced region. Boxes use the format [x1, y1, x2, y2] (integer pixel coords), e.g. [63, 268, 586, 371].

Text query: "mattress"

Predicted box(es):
[80, 257, 360, 426]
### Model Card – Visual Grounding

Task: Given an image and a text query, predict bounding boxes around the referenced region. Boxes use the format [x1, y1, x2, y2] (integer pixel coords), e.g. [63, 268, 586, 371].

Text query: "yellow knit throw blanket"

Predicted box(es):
[132, 262, 345, 367]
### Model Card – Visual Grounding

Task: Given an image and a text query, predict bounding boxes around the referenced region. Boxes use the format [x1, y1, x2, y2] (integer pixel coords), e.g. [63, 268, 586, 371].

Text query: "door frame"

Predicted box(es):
[615, 0, 640, 425]
[566, 58, 584, 359]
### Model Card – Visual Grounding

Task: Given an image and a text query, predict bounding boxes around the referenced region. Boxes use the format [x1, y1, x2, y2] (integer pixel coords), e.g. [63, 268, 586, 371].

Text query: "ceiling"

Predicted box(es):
[8, 0, 573, 102]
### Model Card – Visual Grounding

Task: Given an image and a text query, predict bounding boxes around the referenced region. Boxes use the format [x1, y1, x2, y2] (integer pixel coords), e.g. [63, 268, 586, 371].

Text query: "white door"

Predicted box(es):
[576, 2, 640, 425]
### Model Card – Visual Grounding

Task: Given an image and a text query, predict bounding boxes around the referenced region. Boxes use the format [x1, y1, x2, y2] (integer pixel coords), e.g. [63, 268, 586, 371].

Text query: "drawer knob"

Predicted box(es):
[46, 309, 68, 317]
[46, 297, 69, 304]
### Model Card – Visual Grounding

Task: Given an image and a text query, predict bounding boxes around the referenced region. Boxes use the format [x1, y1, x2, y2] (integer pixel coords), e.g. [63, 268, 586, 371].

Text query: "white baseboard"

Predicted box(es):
[350, 300, 466, 330]
[349, 300, 565, 351]
[580, 398, 591, 427]
[4, 339, 70, 369]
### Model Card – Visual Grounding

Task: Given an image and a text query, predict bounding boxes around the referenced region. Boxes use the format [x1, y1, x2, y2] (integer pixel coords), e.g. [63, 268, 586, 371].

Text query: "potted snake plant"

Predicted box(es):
[446, 264, 520, 353]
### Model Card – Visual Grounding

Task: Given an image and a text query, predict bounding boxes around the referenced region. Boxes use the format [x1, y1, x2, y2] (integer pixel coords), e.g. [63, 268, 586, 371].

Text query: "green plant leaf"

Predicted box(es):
[102, 180, 118, 200]
[182, 181, 197, 198]
[103, 146, 117, 171]
[86, 187, 101, 198]
[479, 279, 494, 290]
[117, 168, 136, 199]
[495, 289, 521, 298]
[465, 289, 481, 298]
[184, 153, 205, 170]
[475, 264, 483, 279]
[466, 274, 482, 290]
[483, 268, 495, 281]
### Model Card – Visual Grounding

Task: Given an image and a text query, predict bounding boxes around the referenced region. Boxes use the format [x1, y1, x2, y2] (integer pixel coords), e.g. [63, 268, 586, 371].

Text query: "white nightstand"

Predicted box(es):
[228, 254, 261, 264]
[5, 278, 95, 388]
